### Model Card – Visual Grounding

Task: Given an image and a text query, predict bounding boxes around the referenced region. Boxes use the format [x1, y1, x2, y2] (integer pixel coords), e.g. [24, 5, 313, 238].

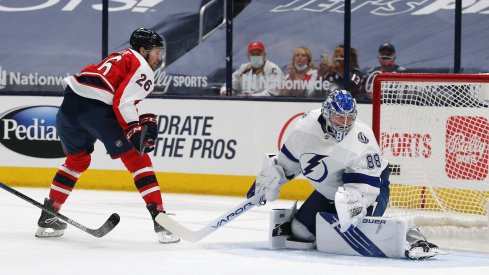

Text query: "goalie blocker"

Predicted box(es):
[270, 209, 412, 258]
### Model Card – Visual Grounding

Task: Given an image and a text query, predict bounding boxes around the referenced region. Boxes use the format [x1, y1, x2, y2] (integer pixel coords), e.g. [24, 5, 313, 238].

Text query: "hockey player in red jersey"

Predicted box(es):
[35, 28, 180, 244]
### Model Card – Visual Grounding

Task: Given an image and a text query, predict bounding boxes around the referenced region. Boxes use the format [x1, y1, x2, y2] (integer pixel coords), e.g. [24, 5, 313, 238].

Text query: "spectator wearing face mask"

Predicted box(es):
[316, 44, 362, 99]
[220, 41, 283, 96]
[281, 46, 318, 97]
[360, 42, 406, 101]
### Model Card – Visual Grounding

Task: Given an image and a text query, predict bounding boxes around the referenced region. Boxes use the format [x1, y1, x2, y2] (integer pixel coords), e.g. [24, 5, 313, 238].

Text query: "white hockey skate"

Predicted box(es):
[405, 240, 448, 260]
[147, 204, 180, 244]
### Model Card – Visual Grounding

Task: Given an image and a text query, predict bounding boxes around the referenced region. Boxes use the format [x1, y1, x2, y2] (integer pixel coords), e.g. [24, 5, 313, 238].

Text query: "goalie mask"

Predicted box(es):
[321, 89, 357, 142]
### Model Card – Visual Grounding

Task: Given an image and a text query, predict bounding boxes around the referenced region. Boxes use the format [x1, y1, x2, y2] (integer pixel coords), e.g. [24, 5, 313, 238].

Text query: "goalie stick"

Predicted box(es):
[155, 191, 266, 242]
[0, 182, 120, 238]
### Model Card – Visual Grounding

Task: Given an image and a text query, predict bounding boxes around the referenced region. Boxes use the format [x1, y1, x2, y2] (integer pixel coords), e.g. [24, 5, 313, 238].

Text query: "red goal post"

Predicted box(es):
[372, 73, 489, 231]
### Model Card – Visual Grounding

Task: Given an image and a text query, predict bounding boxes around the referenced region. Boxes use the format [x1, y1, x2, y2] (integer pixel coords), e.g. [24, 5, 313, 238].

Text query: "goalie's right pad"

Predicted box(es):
[316, 213, 409, 258]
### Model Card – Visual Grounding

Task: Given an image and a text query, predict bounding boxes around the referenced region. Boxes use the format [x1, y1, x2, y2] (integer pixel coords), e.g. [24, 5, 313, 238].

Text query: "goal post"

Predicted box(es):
[372, 73, 489, 235]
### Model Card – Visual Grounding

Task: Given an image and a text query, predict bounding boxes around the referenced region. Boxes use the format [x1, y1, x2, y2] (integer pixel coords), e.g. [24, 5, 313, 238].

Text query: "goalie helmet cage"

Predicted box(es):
[372, 73, 489, 247]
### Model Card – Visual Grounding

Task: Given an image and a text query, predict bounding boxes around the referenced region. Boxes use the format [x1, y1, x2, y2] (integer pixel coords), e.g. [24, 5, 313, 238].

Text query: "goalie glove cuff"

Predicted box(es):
[334, 187, 367, 233]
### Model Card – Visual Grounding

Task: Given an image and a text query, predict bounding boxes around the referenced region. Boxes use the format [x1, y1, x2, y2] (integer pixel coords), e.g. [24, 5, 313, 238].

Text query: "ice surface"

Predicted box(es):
[1, 188, 489, 275]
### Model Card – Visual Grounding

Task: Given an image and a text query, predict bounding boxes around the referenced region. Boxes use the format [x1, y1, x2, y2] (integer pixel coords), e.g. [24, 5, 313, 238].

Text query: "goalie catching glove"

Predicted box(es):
[334, 186, 367, 233]
[248, 154, 288, 204]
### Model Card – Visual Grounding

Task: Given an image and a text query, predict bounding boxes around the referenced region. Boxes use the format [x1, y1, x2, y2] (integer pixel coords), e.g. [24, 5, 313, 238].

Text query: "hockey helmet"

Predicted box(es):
[321, 89, 357, 142]
[130, 28, 164, 50]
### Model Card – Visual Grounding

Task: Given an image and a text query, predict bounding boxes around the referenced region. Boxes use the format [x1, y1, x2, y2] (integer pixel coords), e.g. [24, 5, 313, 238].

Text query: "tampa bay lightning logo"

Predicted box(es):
[358, 132, 369, 144]
[300, 153, 328, 183]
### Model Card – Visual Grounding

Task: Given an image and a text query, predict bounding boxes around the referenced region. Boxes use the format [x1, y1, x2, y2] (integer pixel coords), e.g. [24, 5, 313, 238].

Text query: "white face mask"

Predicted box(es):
[250, 56, 264, 68]
[294, 63, 308, 71]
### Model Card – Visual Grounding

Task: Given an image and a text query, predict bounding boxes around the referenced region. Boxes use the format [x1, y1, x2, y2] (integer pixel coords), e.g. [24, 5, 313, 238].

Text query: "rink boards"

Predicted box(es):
[0, 96, 373, 199]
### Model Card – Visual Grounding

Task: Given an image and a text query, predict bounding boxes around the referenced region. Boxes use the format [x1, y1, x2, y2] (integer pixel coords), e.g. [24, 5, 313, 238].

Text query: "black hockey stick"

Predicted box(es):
[139, 125, 148, 157]
[0, 182, 120, 238]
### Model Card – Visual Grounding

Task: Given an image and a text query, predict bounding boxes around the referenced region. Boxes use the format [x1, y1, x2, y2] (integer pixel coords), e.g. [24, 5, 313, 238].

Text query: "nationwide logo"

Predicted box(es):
[0, 66, 6, 89]
[445, 116, 489, 180]
[0, 106, 64, 158]
[0, 65, 65, 90]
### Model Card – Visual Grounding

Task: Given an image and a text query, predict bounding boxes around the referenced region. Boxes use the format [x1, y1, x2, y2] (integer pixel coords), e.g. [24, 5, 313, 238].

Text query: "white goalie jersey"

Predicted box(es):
[277, 109, 387, 206]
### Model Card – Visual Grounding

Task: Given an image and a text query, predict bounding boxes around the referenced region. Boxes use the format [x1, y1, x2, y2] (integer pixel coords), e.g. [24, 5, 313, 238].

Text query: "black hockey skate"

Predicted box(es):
[405, 240, 447, 260]
[146, 204, 180, 244]
[35, 198, 67, 238]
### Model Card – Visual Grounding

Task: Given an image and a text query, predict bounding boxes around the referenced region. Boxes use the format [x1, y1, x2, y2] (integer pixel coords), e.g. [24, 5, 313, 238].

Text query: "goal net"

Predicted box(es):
[372, 73, 489, 245]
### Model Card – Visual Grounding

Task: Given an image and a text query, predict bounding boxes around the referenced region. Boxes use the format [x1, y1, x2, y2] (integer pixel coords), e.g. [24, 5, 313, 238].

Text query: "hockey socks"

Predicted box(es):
[120, 149, 163, 208]
[49, 151, 91, 210]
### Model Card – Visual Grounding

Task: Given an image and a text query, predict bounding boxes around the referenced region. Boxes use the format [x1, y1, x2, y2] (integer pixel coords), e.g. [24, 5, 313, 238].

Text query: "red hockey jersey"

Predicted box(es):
[63, 48, 154, 129]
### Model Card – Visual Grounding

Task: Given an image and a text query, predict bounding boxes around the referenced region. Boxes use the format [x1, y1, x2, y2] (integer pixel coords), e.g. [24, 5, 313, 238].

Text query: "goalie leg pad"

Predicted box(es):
[269, 206, 294, 249]
[316, 213, 409, 258]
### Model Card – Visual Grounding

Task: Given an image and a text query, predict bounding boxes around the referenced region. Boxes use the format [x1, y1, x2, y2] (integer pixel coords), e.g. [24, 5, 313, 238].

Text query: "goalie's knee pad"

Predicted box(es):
[291, 218, 315, 242]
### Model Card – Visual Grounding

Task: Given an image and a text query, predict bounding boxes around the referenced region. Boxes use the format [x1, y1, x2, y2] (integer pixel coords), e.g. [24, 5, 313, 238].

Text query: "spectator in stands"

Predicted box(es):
[281, 46, 317, 97]
[361, 42, 406, 101]
[316, 44, 362, 99]
[220, 41, 282, 96]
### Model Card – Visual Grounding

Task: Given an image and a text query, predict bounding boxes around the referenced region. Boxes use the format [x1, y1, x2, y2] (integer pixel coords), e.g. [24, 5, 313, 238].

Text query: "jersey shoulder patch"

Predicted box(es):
[357, 132, 369, 144]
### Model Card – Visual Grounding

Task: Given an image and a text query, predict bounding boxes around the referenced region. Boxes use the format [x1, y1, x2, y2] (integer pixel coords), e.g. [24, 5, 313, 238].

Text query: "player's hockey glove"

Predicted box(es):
[125, 121, 155, 154]
[139, 113, 158, 141]
[334, 187, 367, 233]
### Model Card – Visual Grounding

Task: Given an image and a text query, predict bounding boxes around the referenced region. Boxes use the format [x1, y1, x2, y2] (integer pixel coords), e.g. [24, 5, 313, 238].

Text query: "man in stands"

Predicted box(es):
[361, 42, 406, 101]
[220, 41, 283, 96]
[35, 28, 179, 244]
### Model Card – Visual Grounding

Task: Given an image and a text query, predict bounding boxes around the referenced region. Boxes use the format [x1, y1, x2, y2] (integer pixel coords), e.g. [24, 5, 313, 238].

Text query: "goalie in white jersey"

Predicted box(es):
[248, 89, 444, 259]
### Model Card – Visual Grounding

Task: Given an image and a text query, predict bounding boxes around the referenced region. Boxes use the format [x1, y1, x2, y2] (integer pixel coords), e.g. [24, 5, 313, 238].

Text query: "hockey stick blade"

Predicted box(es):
[0, 182, 120, 238]
[155, 192, 266, 242]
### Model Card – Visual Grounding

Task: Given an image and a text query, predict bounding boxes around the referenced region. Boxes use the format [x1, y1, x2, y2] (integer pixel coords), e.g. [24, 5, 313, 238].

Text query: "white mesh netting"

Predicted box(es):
[375, 75, 489, 233]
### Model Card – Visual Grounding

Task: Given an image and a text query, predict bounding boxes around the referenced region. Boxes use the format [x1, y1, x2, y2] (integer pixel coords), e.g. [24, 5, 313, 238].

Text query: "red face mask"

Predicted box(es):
[378, 55, 395, 67]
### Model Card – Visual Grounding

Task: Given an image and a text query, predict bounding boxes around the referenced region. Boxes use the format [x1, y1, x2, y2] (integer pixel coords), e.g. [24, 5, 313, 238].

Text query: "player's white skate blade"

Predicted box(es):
[157, 230, 180, 244]
[405, 245, 448, 260]
[35, 227, 65, 238]
[406, 248, 448, 260]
